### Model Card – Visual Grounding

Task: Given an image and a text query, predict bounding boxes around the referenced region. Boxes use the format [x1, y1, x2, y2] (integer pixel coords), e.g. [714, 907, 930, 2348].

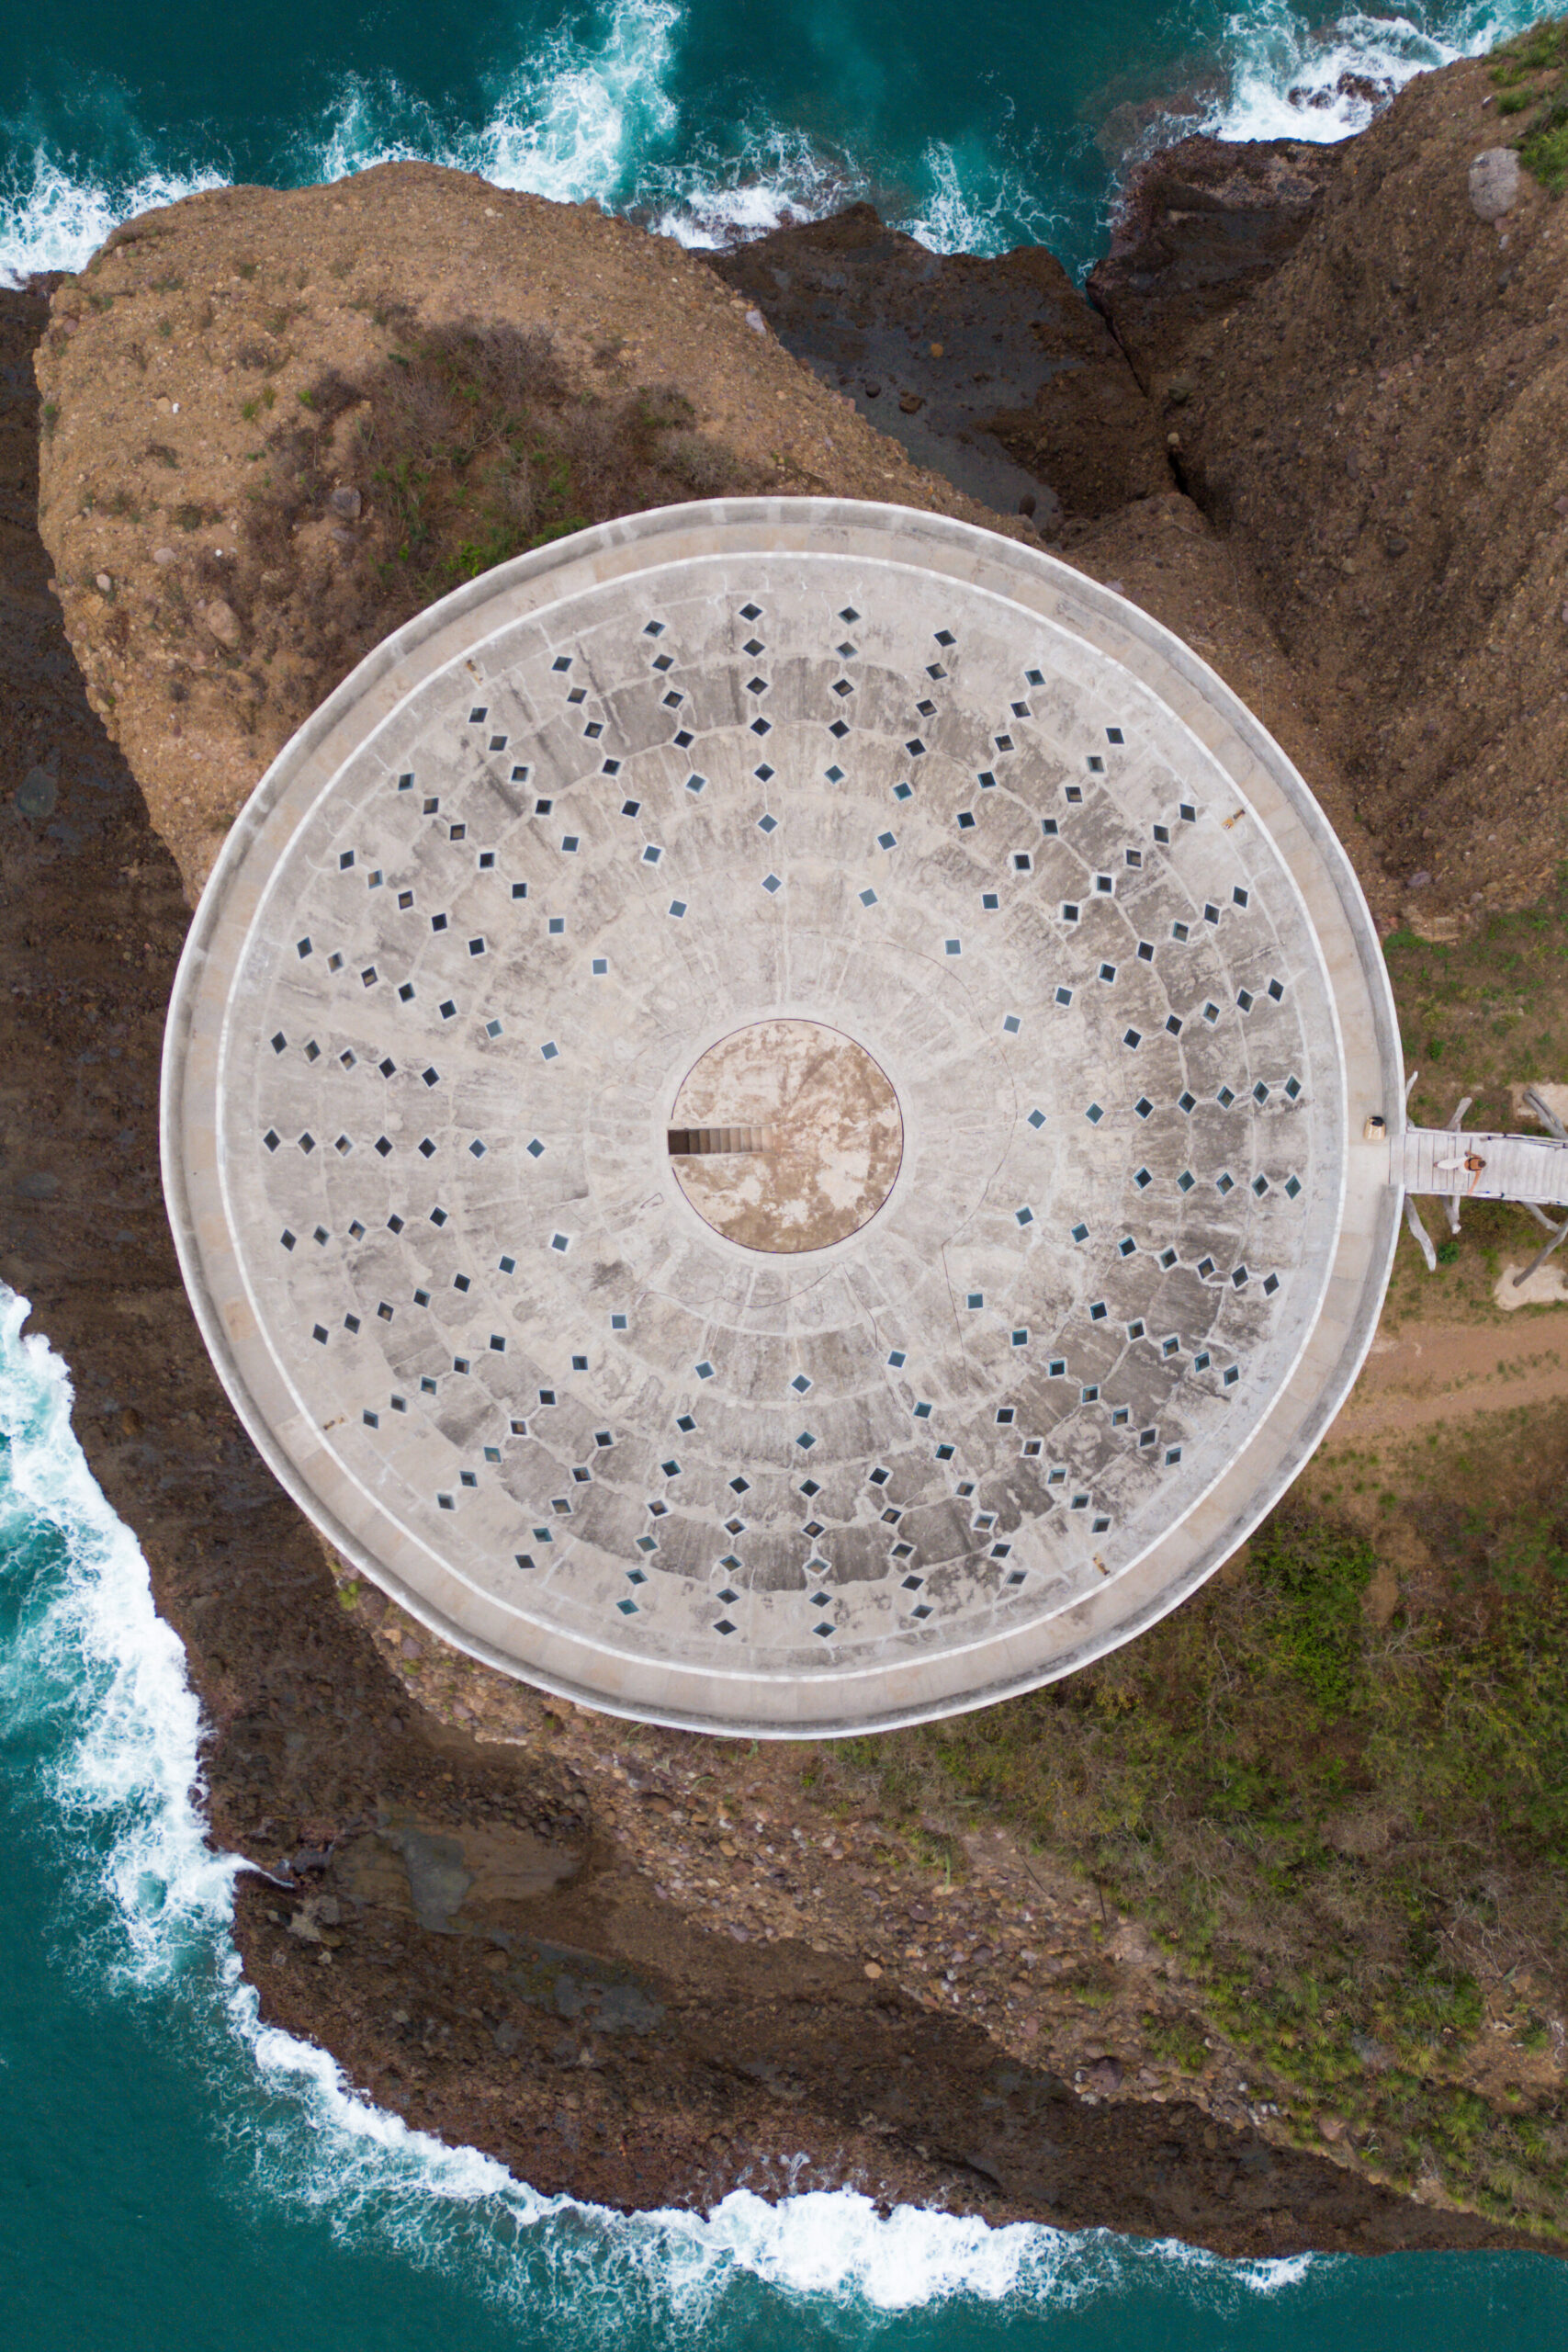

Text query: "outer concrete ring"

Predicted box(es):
[162, 498, 1404, 1739]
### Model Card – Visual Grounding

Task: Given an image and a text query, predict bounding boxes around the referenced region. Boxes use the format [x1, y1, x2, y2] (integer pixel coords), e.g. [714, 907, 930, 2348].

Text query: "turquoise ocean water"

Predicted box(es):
[5, 0, 1568, 2334]
[0, 0, 1542, 279]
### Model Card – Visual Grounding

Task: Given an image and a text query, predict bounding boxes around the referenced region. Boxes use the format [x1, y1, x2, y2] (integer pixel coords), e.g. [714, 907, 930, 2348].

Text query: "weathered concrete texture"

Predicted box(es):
[708, 205, 1172, 523]
[164, 499, 1403, 1735]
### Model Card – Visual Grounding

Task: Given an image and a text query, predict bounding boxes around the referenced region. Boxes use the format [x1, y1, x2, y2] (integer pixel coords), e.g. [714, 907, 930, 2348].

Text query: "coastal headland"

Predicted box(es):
[8, 27, 1568, 2253]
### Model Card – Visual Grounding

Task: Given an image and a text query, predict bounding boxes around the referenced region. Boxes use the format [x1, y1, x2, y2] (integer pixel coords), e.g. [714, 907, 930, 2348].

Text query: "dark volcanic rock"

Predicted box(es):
[709, 203, 1171, 524]
[1088, 135, 1342, 388]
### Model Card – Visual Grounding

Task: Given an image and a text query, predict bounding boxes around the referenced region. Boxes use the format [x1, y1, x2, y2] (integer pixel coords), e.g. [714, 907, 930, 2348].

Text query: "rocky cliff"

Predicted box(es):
[1090, 49, 1568, 922]
[9, 31, 1568, 2253]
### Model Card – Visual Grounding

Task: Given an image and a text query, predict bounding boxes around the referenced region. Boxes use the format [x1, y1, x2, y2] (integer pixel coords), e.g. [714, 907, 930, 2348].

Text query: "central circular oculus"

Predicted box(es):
[668, 1019, 903, 1253]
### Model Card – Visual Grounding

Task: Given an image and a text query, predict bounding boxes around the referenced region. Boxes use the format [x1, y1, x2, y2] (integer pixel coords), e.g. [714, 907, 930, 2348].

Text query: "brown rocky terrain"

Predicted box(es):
[11, 32, 1568, 2256]
[29, 165, 1021, 896]
[1085, 133, 1343, 387]
[1089, 54, 1568, 922]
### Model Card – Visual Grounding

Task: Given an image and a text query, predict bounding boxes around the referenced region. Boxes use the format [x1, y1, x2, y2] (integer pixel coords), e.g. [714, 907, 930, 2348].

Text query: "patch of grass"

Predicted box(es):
[1491, 16, 1568, 82]
[1489, 18, 1568, 191]
[1143, 2011, 1209, 2073]
[1521, 96, 1568, 195]
[854, 1471, 1568, 2230]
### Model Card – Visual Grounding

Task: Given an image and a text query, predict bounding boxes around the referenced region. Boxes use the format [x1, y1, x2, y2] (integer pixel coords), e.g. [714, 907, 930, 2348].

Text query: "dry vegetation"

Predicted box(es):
[215, 317, 770, 727]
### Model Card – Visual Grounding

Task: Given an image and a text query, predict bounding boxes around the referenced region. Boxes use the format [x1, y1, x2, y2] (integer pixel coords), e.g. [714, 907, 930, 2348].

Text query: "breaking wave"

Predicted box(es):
[1201, 0, 1526, 144]
[0, 0, 1551, 292]
[0, 1280, 1334, 2335]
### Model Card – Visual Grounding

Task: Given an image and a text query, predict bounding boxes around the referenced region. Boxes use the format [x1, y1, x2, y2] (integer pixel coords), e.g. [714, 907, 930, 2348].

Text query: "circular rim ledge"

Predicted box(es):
[161, 497, 1403, 1740]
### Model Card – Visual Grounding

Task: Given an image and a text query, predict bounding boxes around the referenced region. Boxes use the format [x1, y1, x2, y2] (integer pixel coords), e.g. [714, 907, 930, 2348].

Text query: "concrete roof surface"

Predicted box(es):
[162, 500, 1402, 1734]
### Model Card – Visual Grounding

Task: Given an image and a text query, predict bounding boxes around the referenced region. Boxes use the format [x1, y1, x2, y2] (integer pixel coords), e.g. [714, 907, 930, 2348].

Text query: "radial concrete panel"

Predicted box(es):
[162, 499, 1403, 1736]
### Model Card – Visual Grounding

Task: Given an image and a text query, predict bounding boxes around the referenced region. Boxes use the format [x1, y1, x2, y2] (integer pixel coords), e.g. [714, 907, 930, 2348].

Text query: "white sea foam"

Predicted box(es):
[0, 151, 229, 287]
[0, 0, 1553, 299]
[0, 1280, 1330, 2320]
[642, 130, 870, 249]
[477, 0, 682, 204]
[296, 0, 683, 209]
[0, 1291, 233, 1982]
[1201, 0, 1532, 146]
[651, 2187, 1073, 2308]
[902, 137, 1066, 257]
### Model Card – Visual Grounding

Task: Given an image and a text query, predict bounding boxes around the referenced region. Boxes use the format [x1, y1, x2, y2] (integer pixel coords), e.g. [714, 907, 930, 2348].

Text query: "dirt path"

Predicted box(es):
[1332, 1312, 1568, 1441]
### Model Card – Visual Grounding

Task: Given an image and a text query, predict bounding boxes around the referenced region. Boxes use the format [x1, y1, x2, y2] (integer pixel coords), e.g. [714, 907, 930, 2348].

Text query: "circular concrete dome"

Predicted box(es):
[163, 499, 1402, 1736]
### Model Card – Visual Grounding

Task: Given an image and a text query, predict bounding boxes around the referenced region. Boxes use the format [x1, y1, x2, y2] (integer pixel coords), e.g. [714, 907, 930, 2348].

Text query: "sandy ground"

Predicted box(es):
[1335, 1310, 1568, 1439]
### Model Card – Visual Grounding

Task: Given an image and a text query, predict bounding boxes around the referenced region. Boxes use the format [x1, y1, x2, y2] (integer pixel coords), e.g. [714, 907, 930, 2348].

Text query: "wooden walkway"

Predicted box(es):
[1394, 1127, 1568, 1206]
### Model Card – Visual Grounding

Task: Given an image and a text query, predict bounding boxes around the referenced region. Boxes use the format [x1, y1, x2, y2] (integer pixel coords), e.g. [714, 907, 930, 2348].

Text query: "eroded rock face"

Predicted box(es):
[709, 202, 1171, 523]
[1087, 136, 1343, 390]
[1469, 145, 1522, 221]
[1134, 54, 1568, 913]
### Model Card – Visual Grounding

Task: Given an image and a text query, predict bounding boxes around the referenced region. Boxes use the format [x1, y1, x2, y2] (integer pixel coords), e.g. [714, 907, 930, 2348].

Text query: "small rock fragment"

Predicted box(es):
[1469, 147, 1520, 223]
[744, 308, 766, 335]
[202, 598, 240, 647]
[329, 484, 362, 519]
[152, 546, 175, 565]
[95, 571, 112, 593]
